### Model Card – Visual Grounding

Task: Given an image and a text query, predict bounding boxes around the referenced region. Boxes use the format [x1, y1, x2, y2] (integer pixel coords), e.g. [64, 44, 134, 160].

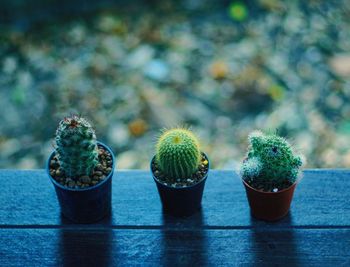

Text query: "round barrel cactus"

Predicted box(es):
[156, 128, 201, 179]
[55, 115, 99, 178]
[241, 131, 303, 184]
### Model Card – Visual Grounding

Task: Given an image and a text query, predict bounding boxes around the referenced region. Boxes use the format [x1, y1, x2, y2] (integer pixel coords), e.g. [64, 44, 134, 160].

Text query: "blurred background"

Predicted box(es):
[0, 0, 349, 170]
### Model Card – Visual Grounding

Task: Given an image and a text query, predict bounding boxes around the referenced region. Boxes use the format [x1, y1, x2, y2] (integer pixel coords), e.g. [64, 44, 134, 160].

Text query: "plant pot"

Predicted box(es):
[46, 141, 116, 223]
[150, 153, 210, 217]
[242, 179, 297, 221]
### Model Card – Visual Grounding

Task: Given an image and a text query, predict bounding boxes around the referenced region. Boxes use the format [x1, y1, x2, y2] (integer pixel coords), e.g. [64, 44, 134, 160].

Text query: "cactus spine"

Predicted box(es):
[55, 115, 99, 179]
[241, 131, 303, 184]
[156, 128, 201, 179]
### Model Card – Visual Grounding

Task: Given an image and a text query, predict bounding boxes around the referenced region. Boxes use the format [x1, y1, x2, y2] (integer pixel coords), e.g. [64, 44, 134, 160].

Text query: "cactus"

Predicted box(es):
[156, 128, 201, 179]
[241, 131, 303, 184]
[55, 115, 99, 179]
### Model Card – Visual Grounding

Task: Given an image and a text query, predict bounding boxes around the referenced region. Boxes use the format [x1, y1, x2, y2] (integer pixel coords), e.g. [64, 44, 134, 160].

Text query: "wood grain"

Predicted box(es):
[0, 169, 349, 266]
[0, 170, 349, 227]
[0, 228, 349, 267]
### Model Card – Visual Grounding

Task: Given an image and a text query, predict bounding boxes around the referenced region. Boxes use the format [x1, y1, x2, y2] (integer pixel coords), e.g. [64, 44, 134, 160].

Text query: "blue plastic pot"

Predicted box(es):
[151, 153, 210, 217]
[46, 141, 115, 223]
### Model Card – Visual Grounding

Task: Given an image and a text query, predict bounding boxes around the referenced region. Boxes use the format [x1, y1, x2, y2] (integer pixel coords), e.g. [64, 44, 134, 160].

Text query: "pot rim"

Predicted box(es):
[150, 152, 210, 189]
[46, 141, 116, 192]
[242, 177, 298, 195]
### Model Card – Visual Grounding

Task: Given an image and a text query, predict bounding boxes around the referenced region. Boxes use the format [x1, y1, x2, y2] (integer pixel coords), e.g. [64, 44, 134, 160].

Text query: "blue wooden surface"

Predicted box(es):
[0, 169, 349, 266]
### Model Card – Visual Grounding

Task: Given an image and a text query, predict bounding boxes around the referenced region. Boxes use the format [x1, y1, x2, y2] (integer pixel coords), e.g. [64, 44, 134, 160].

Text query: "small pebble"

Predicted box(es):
[50, 160, 58, 168]
[96, 164, 103, 171]
[95, 171, 103, 176]
[80, 176, 91, 184]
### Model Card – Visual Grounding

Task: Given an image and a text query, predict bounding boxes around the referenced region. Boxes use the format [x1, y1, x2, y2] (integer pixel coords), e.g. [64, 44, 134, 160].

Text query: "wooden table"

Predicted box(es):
[0, 170, 349, 266]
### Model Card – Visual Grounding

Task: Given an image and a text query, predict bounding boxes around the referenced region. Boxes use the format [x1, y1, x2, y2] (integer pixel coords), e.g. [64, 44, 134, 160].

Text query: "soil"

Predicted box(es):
[244, 178, 293, 193]
[49, 144, 113, 189]
[151, 152, 209, 188]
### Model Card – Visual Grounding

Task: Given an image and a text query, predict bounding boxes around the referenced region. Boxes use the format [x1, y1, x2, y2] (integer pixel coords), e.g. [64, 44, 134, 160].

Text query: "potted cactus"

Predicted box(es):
[150, 128, 210, 217]
[241, 131, 303, 221]
[46, 115, 116, 223]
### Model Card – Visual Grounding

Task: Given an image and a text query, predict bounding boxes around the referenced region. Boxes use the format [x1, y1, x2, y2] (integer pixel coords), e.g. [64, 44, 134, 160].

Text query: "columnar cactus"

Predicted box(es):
[241, 131, 303, 184]
[156, 128, 201, 179]
[55, 115, 99, 178]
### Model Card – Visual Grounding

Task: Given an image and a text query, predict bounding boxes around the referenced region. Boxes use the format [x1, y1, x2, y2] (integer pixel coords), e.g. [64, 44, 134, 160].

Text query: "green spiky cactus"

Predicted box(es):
[241, 131, 303, 184]
[156, 128, 201, 179]
[55, 115, 99, 179]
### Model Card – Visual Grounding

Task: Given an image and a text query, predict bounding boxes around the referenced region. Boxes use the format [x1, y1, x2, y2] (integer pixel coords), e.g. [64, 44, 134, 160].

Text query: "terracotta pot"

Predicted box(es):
[150, 153, 210, 217]
[242, 179, 297, 221]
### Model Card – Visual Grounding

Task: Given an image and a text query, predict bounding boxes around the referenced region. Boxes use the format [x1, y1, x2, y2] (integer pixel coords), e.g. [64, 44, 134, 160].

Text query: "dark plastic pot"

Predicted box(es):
[150, 153, 210, 217]
[242, 179, 297, 221]
[46, 141, 116, 223]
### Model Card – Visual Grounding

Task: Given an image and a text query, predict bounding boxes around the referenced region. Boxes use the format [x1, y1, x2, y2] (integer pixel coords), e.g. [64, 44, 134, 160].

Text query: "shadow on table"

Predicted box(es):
[249, 213, 301, 266]
[160, 210, 209, 266]
[56, 213, 113, 267]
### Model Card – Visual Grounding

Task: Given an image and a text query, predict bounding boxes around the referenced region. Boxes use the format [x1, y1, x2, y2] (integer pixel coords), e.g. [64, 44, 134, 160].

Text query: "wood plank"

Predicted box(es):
[0, 170, 349, 227]
[0, 228, 349, 267]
